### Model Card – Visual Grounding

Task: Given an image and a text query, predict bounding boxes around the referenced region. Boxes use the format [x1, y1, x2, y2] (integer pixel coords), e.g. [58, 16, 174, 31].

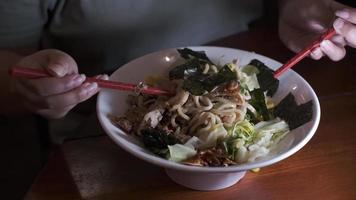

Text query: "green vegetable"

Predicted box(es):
[222, 118, 290, 161]
[169, 59, 202, 80]
[223, 138, 246, 160]
[245, 109, 260, 124]
[170, 48, 237, 95]
[253, 118, 289, 147]
[182, 64, 237, 95]
[271, 131, 288, 144]
[204, 64, 237, 91]
[240, 72, 260, 92]
[249, 89, 273, 121]
[274, 93, 313, 130]
[168, 144, 197, 162]
[223, 120, 255, 159]
[177, 48, 213, 64]
[182, 77, 207, 96]
[249, 59, 279, 96]
[231, 120, 255, 141]
[254, 118, 289, 134]
[141, 128, 180, 157]
[242, 64, 259, 75]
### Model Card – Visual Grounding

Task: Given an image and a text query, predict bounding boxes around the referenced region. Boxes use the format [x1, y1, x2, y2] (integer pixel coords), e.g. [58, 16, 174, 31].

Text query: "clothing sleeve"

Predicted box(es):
[0, 0, 48, 48]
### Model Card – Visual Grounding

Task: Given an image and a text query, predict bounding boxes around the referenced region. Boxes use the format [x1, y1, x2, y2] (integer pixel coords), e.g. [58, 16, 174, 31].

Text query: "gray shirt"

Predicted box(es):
[1, 0, 262, 75]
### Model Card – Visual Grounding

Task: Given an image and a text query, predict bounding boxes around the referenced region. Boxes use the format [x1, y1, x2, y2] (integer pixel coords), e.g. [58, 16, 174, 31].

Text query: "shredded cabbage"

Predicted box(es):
[167, 136, 202, 162]
[226, 118, 290, 163]
[240, 65, 260, 92]
[168, 143, 197, 162]
[231, 119, 254, 142]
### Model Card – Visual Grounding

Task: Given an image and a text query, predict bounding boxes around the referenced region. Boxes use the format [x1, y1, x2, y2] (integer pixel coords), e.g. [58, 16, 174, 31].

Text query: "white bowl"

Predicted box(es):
[97, 46, 320, 190]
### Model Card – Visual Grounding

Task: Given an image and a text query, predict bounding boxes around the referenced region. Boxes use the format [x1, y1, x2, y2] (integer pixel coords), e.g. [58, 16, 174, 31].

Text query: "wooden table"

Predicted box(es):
[25, 27, 356, 200]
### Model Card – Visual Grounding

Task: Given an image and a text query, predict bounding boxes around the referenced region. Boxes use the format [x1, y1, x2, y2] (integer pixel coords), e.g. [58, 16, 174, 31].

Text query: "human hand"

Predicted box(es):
[279, 0, 355, 61]
[11, 49, 107, 119]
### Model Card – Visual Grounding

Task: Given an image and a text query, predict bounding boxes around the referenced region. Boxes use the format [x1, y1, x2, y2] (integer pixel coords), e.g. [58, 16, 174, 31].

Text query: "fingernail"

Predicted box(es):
[320, 40, 332, 51]
[71, 74, 86, 86]
[311, 48, 322, 58]
[333, 18, 344, 30]
[95, 74, 109, 80]
[335, 10, 349, 19]
[311, 49, 318, 56]
[80, 82, 98, 96]
[101, 74, 109, 80]
[50, 64, 65, 77]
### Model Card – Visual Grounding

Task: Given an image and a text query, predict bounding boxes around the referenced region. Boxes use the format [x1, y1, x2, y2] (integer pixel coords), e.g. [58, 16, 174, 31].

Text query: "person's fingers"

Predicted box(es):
[19, 74, 86, 96]
[43, 82, 99, 109]
[14, 79, 99, 110]
[101, 74, 109, 80]
[310, 47, 324, 60]
[94, 74, 109, 80]
[330, 35, 347, 47]
[17, 49, 78, 77]
[15, 80, 90, 119]
[335, 8, 356, 24]
[320, 40, 346, 61]
[333, 18, 356, 47]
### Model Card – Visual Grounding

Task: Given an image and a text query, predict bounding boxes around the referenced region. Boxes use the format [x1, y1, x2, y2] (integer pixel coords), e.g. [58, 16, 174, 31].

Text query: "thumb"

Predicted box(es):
[47, 63, 67, 77]
[44, 50, 78, 77]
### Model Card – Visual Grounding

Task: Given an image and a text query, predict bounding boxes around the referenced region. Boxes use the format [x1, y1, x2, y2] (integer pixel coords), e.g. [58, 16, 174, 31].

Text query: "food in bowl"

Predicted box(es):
[110, 48, 313, 167]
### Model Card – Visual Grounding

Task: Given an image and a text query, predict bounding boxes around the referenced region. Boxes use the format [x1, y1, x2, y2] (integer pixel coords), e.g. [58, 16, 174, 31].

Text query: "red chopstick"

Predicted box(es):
[9, 67, 171, 96]
[274, 28, 336, 78]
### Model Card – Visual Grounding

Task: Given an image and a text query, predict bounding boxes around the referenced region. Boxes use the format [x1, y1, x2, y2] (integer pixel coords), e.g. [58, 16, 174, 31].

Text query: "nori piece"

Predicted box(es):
[274, 93, 313, 129]
[249, 59, 279, 97]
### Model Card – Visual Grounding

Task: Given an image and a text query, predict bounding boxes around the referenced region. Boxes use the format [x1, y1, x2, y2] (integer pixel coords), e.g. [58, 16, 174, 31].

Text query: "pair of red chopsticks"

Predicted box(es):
[9, 28, 336, 95]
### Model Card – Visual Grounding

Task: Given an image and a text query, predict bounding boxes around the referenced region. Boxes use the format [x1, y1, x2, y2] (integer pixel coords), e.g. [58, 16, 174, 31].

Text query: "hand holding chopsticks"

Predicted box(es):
[274, 28, 336, 78]
[275, 0, 356, 78]
[9, 67, 171, 96]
